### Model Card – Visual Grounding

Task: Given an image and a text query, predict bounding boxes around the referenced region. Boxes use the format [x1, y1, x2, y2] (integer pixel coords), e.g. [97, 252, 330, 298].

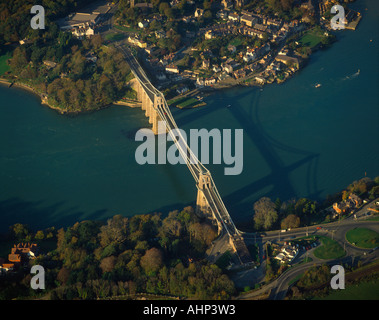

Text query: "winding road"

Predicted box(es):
[236, 200, 379, 300]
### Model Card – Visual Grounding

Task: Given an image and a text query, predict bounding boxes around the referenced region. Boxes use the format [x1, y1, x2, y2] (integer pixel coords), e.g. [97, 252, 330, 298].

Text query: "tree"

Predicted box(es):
[35, 230, 45, 240]
[253, 197, 278, 230]
[100, 256, 117, 273]
[159, 2, 170, 14]
[281, 214, 300, 230]
[140, 248, 163, 274]
[99, 215, 129, 248]
[9, 223, 30, 241]
[161, 211, 183, 237]
[10, 47, 28, 72]
[57, 267, 70, 285]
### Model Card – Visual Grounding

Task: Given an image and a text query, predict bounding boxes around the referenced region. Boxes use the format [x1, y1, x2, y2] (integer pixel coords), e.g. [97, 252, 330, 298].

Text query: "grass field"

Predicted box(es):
[105, 33, 125, 42]
[299, 28, 324, 49]
[0, 52, 11, 75]
[114, 25, 140, 34]
[346, 228, 379, 248]
[313, 236, 345, 260]
[168, 97, 202, 109]
[317, 279, 379, 300]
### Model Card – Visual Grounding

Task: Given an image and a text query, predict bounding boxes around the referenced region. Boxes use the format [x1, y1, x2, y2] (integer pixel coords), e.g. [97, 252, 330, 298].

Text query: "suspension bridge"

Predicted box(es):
[116, 44, 252, 265]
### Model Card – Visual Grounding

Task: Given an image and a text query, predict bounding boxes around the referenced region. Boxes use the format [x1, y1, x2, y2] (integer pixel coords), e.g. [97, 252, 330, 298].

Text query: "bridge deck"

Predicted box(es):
[117, 43, 254, 265]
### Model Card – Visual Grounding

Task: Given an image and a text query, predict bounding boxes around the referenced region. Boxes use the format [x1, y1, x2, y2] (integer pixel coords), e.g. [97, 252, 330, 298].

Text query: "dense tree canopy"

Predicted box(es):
[253, 197, 278, 230]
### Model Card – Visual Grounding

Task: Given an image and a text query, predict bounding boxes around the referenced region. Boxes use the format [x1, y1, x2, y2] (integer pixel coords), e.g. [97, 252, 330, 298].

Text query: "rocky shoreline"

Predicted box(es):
[0, 77, 68, 114]
[0, 77, 144, 114]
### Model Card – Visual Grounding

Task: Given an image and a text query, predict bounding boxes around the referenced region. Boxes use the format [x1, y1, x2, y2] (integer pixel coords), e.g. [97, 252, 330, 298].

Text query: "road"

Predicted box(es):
[235, 200, 379, 300]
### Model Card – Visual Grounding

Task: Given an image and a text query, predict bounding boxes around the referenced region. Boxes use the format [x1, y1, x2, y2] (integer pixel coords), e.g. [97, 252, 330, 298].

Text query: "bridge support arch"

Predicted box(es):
[136, 82, 164, 135]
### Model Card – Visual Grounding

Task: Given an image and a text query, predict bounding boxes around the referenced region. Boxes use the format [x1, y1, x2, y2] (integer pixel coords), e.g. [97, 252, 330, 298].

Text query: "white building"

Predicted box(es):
[138, 20, 149, 29]
[72, 26, 95, 39]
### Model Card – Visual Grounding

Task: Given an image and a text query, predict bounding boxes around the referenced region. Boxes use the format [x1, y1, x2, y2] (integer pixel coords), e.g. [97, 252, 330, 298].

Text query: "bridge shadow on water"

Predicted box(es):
[172, 86, 323, 224]
[0, 197, 113, 233]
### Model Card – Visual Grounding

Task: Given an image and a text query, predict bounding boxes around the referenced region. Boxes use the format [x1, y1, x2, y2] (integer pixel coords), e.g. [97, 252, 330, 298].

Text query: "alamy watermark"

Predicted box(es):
[135, 121, 244, 176]
[31, 5, 45, 30]
[331, 4, 346, 30]
[330, 265, 345, 290]
[30, 265, 45, 290]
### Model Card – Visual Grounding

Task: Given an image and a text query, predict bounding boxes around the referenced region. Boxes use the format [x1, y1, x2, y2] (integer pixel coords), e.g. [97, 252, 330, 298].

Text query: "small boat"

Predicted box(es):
[315, 83, 321, 88]
[226, 104, 231, 108]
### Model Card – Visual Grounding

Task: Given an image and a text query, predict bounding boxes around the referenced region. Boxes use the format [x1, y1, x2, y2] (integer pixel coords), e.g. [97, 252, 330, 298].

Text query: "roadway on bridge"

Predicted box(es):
[114, 37, 253, 264]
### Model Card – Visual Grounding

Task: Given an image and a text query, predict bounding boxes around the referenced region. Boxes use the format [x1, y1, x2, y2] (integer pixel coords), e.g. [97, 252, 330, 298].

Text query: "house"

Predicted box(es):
[196, 77, 204, 87]
[268, 61, 281, 71]
[204, 77, 217, 86]
[275, 55, 299, 69]
[274, 252, 286, 262]
[138, 20, 149, 29]
[349, 193, 363, 207]
[218, 72, 232, 82]
[223, 64, 234, 74]
[241, 14, 257, 27]
[278, 48, 289, 55]
[144, 46, 157, 55]
[242, 27, 266, 39]
[221, 0, 232, 9]
[333, 194, 362, 215]
[71, 25, 95, 39]
[194, 8, 204, 18]
[19, 39, 32, 45]
[243, 49, 256, 62]
[216, 10, 228, 20]
[233, 69, 246, 79]
[128, 35, 147, 48]
[205, 30, 215, 40]
[275, 245, 298, 264]
[43, 60, 57, 69]
[228, 13, 240, 23]
[202, 59, 210, 69]
[212, 65, 221, 73]
[165, 64, 180, 74]
[236, 0, 246, 8]
[266, 18, 282, 28]
[255, 76, 266, 84]
[159, 58, 169, 66]
[0, 243, 38, 274]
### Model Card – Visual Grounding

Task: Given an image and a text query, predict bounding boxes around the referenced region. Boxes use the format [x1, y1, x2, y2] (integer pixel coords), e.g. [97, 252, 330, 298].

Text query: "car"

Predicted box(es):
[316, 227, 322, 230]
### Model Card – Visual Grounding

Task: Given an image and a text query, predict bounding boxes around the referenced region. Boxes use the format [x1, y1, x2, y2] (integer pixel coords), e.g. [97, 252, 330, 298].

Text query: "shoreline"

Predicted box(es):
[0, 77, 142, 113]
[0, 78, 67, 114]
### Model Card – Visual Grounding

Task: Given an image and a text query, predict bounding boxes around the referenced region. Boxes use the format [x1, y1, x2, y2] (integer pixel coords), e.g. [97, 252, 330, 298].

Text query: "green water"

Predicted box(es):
[0, 0, 378, 231]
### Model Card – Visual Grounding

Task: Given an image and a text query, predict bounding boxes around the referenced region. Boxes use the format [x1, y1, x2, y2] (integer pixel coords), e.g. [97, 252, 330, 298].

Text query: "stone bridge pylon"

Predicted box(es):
[135, 80, 163, 135]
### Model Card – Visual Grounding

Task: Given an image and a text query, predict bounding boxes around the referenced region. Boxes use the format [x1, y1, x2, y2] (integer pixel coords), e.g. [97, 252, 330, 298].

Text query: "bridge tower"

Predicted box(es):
[136, 81, 164, 135]
[196, 173, 223, 234]
[153, 94, 164, 135]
